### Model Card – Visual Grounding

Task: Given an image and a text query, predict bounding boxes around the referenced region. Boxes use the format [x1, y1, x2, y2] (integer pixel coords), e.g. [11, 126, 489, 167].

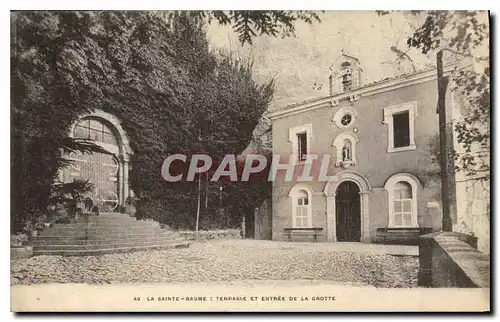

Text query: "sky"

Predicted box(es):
[206, 11, 434, 110]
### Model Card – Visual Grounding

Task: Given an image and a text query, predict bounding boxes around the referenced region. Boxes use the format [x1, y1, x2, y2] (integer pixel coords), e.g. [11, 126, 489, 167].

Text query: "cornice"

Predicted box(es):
[268, 65, 457, 121]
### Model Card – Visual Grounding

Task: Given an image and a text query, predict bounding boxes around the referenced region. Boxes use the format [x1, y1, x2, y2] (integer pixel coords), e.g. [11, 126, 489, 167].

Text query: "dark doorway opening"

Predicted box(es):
[244, 209, 255, 238]
[335, 181, 361, 242]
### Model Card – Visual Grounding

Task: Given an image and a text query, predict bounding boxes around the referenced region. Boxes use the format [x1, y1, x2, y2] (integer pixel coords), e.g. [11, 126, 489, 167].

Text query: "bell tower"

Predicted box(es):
[329, 50, 363, 95]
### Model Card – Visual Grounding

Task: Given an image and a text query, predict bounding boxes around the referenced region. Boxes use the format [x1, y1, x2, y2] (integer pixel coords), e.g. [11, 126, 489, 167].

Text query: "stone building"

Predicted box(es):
[266, 52, 458, 243]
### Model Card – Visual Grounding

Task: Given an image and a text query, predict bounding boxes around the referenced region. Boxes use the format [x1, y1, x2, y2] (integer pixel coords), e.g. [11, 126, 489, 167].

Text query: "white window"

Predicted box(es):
[289, 185, 313, 228]
[392, 182, 413, 226]
[383, 101, 417, 153]
[384, 173, 420, 228]
[294, 191, 310, 228]
[289, 124, 312, 163]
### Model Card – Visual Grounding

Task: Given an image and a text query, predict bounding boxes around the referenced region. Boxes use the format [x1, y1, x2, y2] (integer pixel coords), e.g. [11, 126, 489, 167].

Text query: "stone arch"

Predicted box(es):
[69, 109, 133, 158]
[384, 172, 421, 191]
[323, 170, 371, 196]
[289, 183, 314, 198]
[64, 109, 134, 211]
[323, 171, 371, 242]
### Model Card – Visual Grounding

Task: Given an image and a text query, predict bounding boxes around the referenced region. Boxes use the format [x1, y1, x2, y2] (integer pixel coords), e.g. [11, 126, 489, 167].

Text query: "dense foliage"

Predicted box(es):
[11, 11, 275, 231]
[409, 11, 490, 180]
[379, 11, 490, 180]
[165, 11, 321, 45]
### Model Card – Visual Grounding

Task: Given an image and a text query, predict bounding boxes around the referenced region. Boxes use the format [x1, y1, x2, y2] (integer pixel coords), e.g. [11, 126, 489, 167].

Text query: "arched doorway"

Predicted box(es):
[335, 181, 361, 242]
[61, 110, 133, 212]
[323, 171, 371, 242]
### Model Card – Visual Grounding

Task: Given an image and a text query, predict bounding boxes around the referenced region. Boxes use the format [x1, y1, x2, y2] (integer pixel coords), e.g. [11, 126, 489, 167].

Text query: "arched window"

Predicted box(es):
[73, 117, 119, 146]
[384, 173, 420, 228]
[289, 185, 313, 228]
[393, 182, 413, 226]
[295, 190, 309, 228]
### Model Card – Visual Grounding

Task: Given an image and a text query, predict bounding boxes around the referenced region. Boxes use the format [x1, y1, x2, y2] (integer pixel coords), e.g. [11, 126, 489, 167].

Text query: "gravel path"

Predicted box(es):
[11, 240, 418, 288]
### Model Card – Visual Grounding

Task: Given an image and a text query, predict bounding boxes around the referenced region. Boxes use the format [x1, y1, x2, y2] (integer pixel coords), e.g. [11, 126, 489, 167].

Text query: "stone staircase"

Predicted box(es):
[26, 212, 190, 256]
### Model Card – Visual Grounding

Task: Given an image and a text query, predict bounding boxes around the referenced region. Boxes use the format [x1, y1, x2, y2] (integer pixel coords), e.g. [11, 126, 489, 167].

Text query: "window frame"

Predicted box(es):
[289, 124, 313, 164]
[289, 184, 314, 229]
[392, 111, 411, 148]
[384, 173, 420, 228]
[392, 182, 413, 227]
[383, 101, 417, 153]
[74, 117, 119, 146]
[333, 106, 358, 129]
[297, 132, 308, 162]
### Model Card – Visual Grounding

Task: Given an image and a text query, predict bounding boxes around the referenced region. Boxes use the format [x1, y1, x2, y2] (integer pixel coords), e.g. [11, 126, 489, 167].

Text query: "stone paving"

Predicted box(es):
[11, 239, 419, 288]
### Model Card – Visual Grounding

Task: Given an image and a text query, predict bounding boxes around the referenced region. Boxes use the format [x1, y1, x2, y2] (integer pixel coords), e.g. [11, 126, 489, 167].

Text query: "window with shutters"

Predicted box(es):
[297, 132, 307, 162]
[289, 185, 313, 228]
[288, 124, 312, 163]
[295, 192, 310, 228]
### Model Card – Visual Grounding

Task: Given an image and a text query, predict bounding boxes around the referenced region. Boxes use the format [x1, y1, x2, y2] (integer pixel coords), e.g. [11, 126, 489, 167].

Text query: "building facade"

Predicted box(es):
[267, 53, 456, 243]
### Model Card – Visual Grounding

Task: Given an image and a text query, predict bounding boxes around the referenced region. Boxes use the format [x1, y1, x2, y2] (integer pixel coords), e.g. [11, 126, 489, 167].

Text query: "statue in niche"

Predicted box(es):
[342, 140, 352, 162]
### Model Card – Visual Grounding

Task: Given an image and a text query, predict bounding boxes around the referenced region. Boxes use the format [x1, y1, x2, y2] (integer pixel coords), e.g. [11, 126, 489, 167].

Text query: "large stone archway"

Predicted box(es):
[63, 109, 134, 212]
[323, 171, 372, 242]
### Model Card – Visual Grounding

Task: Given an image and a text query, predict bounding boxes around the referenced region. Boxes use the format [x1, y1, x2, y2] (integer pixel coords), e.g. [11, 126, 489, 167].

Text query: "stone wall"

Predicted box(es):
[454, 178, 490, 255]
[418, 232, 490, 288]
[178, 229, 242, 241]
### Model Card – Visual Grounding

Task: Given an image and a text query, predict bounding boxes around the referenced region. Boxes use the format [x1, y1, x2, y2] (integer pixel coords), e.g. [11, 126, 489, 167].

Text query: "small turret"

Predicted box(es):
[329, 50, 363, 95]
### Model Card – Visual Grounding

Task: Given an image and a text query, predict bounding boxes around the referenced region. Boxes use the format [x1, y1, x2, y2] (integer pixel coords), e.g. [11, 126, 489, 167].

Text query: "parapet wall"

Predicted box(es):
[418, 232, 490, 288]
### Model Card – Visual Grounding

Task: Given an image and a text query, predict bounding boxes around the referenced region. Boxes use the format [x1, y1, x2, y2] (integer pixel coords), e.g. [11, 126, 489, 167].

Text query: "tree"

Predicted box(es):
[377, 11, 489, 234]
[165, 11, 321, 45]
[378, 11, 490, 180]
[12, 11, 319, 232]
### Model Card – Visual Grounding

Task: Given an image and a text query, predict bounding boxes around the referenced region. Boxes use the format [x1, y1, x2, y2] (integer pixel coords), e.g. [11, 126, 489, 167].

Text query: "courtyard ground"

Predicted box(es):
[11, 239, 419, 288]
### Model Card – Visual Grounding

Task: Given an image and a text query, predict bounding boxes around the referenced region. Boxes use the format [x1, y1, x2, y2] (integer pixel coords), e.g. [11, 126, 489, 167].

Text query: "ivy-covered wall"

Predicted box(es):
[12, 11, 274, 231]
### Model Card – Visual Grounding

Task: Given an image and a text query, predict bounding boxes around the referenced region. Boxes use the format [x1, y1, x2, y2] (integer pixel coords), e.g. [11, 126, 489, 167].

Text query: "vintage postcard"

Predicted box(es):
[10, 10, 491, 312]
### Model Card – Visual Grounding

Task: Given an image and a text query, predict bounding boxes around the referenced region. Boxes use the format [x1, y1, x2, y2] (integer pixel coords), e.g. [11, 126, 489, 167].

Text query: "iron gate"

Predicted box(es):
[66, 151, 120, 212]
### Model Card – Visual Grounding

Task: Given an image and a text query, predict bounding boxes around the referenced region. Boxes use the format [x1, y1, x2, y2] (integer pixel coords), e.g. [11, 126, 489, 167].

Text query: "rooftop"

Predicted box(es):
[267, 65, 438, 114]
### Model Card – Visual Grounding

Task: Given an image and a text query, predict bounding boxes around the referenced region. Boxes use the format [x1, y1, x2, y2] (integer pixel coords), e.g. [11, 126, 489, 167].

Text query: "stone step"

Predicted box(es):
[27, 234, 184, 246]
[32, 241, 191, 256]
[32, 231, 178, 241]
[54, 221, 161, 229]
[52, 223, 160, 230]
[40, 226, 161, 236]
[73, 213, 140, 221]
[34, 238, 187, 251]
[28, 212, 188, 256]
[53, 219, 160, 226]
[79, 218, 154, 224]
